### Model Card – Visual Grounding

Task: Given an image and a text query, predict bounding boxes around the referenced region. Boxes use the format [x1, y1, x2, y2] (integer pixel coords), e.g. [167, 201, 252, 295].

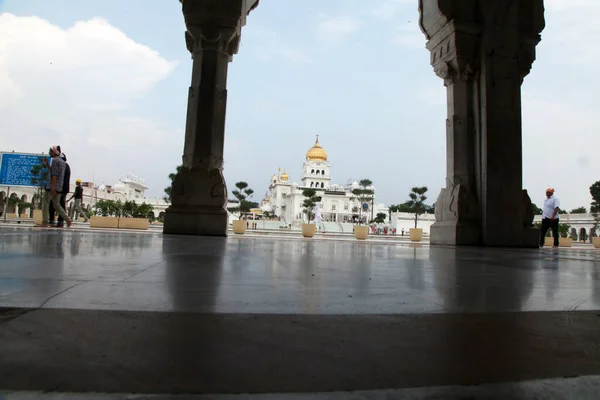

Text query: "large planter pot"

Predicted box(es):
[232, 220, 247, 235]
[5, 213, 17, 219]
[20, 214, 29, 219]
[409, 228, 423, 242]
[89, 216, 119, 229]
[354, 225, 369, 240]
[33, 210, 43, 225]
[544, 237, 554, 246]
[118, 218, 149, 230]
[559, 238, 573, 248]
[593, 237, 600, 249]
[302, 223, 316, 238]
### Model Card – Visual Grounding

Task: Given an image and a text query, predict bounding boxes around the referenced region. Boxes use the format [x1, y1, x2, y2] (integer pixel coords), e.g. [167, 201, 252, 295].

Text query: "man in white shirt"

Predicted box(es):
[540, 188, 560, 248]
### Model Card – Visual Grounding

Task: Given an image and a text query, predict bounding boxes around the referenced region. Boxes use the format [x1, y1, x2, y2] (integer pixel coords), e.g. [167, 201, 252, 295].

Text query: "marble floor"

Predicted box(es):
[1, 226, 600, 397]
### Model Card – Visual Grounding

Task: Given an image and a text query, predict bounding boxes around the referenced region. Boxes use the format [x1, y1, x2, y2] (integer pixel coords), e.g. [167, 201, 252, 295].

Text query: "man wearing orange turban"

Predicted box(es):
[540, 188, 560, 248]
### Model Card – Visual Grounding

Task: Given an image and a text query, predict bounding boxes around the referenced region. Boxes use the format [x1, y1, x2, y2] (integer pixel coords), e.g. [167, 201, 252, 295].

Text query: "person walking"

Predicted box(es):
[40, 146, 72, 228]
[540, 188, 560, 248]
[49, 152, 71, 227]
[68, 179, 89, 222]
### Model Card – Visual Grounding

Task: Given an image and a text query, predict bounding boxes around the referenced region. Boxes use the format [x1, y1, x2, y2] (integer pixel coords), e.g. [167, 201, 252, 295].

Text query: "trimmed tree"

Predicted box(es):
[301, 188, 321, 223]
[405, 186, 429, 229]
[373, 212, 387, 224]
[351, 178, 374, 225]
[570, 206, 587, 214]
[231, 182, 254, 220]
[558, 223, 570, 239]
[591, 181, 600, 232]
[164, 165, 182, 203]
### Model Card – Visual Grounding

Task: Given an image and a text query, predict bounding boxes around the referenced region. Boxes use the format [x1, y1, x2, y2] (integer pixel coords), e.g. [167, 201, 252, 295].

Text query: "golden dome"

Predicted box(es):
[305, 136, 328, 161]
[280, 171, 289, 181]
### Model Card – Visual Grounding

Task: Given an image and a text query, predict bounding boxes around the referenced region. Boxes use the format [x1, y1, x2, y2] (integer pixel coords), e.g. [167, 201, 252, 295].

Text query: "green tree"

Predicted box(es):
[231, 182, 254, 219]
[351, 179, 374, 225]
[405, 186, 429, 229]
[301, 188, 321, 223]
[94, 199, 123, 217]
[570, 206, 587, 214]
[30, 156, 50, 210]
[591, 181, 600, 213]
[373, 212, 387, 224]
[164, 165, 182, 203]
[591, 181, 600, 233]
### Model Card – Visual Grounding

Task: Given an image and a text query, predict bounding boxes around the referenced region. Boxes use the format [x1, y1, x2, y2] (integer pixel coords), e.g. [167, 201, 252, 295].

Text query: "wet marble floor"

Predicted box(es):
[1, 226, 600, 397]
[1, 226, 599, 314]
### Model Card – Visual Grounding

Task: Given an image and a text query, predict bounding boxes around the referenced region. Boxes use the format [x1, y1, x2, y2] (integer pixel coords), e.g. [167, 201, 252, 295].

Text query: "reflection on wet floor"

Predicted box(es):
[1, 226, 599, 314]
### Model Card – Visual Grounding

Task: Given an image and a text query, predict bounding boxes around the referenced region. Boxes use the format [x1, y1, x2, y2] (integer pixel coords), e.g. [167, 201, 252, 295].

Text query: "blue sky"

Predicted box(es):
[0, 0, 598, 210]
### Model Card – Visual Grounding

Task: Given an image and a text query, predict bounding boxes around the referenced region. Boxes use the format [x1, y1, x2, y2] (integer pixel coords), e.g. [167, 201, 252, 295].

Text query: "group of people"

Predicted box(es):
[38, 145, 88, 228]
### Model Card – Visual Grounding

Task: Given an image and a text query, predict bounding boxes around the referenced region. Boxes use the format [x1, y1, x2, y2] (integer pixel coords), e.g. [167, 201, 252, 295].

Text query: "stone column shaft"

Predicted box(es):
[420, 0, 544, 247]
[163, 0, 257, 236]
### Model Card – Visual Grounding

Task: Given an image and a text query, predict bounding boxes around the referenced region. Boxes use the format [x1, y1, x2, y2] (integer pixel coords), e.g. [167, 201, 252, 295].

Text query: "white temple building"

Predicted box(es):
[259, 137, 388, 224]
[1, 172, 169, 220]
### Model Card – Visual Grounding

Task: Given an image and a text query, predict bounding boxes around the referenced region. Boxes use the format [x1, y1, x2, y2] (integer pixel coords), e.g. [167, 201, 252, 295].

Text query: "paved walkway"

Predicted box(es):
[1, 227, 599, 397]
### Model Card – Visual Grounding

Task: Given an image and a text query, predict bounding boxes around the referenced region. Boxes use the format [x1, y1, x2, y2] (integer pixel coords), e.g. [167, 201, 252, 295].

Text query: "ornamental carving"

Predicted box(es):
[185, 26, 239, 56]
[434, 183, 479, 223]
[171, 166, 227, 210]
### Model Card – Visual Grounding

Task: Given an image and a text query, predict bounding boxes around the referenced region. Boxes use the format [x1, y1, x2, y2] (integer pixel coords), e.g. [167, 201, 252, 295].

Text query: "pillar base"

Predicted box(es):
[430, 220, 480, 246]
[163, 206, 228, 237]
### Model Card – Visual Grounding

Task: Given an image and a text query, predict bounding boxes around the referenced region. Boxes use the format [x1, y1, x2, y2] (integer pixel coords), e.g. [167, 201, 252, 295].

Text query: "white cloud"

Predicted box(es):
[0, 13, 179, 195]
[316, 15, 359, 43]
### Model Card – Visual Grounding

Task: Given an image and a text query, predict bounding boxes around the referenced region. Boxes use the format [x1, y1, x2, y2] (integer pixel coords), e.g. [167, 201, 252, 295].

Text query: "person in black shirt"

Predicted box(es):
[68, 179, 88, 222]
[49, 151, 71, 227]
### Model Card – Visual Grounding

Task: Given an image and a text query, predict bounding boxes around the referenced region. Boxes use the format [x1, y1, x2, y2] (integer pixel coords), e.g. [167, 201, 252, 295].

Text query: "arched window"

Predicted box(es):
[322, 170, 325, 175]
[321, 182, 324, 188]
[311, 169, 315, 174]
[310, 182, 314, 188]
[316, 170, 320, 175]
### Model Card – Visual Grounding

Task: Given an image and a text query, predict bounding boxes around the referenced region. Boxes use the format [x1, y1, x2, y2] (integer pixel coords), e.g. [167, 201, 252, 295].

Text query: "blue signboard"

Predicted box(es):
[0, 152, 49, 187]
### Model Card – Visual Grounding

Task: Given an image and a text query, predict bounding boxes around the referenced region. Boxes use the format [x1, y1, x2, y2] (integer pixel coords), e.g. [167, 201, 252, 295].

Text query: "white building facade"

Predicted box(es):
[0, 172, 169, 219]
[260, 137, 388, 224]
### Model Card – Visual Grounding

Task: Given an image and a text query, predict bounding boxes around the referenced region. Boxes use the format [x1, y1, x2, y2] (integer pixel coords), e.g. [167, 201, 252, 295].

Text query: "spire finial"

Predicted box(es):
[315, 134, 319, 144]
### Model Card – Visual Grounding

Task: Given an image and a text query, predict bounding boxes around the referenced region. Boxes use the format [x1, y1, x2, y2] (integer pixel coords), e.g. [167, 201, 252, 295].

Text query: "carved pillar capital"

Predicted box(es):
[185, 26, 240, 58]
[181, 0, 258, 58]
[425, 21, 481, 86]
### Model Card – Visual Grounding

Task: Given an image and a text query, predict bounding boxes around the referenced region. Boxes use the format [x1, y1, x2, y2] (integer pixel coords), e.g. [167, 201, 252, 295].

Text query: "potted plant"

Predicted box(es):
[231, 181, 254, 234]
[558, 223, 572, 247]
[590, 181, 600, 249]
[351, 179, 374, 240]
[405, 186, 429, 242]
[119, 201, 152, 230]
[90, 199, 121, 228]
[18, 199, 32, 218]
[301, 188, 321, 238]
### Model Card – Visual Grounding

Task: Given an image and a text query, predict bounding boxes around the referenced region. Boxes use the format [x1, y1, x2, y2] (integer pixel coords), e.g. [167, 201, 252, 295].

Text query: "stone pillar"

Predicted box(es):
[419, 0, 544, 247]
[164, 0, 258, 236]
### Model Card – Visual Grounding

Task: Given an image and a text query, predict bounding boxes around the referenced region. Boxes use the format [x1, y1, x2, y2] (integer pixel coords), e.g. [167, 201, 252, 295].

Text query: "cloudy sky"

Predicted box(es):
[0, 0, 598, 210]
